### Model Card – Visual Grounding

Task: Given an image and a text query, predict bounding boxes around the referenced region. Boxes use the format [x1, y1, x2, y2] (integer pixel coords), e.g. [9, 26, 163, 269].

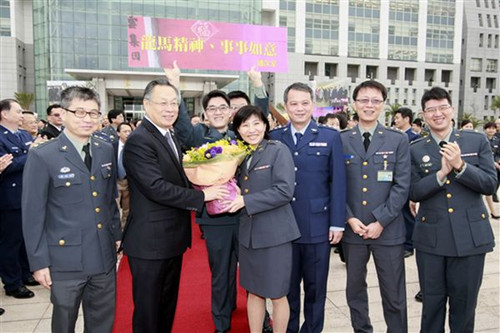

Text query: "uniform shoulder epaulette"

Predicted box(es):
[410, 136, 427, 145]
[30, 138, 56, 150]
[270, 125, 285, 133]
[317, 125, 338, 132]
[385, 127, 406, 136]
[268, 139, 279, 144]
[458, 128, 484, 136]
[92, 132, 110, 142]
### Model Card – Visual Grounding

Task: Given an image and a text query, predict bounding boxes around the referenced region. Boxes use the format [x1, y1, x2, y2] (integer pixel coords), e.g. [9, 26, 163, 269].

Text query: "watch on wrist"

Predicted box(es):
[454, 161, 465, 173]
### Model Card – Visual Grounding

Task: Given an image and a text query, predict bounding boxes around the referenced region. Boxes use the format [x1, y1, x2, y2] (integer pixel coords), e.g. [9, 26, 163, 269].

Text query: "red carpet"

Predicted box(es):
[113, 220, 249, 332]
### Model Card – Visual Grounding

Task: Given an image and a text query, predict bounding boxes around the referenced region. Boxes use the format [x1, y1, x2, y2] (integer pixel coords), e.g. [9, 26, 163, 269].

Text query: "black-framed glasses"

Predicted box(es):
[63, 107, 101, 119]
[355, 98, 385, 106]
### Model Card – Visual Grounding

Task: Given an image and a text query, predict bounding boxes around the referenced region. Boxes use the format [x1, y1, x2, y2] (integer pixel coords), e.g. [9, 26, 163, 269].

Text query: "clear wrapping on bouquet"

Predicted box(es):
[183, 139, 248, 215]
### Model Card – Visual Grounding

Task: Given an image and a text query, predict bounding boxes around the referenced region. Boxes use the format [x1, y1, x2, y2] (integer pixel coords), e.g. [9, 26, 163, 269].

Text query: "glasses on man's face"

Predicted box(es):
[206, 105, 230, 113]
[423, 105, 451, 114]
[63, 107, 101, 119]
[148, 100, 179, 110]
[355, 98, 384, 106]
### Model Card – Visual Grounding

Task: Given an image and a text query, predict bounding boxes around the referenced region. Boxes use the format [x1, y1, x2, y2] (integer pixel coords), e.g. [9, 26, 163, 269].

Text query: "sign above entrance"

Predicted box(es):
[127, 16, 288, 73]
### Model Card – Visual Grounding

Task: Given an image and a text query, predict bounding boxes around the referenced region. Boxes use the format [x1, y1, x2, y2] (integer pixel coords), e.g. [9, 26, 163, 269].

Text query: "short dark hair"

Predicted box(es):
[283, 82, 313, 104]
[334, 112, 348, 130]
[143, 78, 179, 101]
[460, 119, 472, 129]
[413, 118, 423, 127]
[107, 109, 124, 122]
[0, 99, 18, 121]
[395, 107, 414, 123]
[483, 121, 496, 130]
[117, 122, 132, 132]
[352, 113, 359, 122]
[352, 80, 387, 101]
[421, 87, 451, 111]
[60, 86, 101, 110]
[232, 105, 270, 141]
[318, 116, 327, 124]
[227, 90, 251, 105]
[202, 90, 230, 110]
[22, 111, 35, 116]
[47, 104, 62, 116]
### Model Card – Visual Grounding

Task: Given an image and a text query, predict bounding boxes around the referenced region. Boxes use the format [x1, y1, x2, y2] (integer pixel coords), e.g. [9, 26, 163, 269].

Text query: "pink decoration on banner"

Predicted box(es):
[127, 16, 149, 67]
[127, 17, 288, 73]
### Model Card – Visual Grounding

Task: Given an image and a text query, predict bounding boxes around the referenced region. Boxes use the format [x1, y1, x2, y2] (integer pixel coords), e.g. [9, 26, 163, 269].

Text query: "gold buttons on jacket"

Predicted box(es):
[445, 180, 451, 185]
[363, 161, 368, 166]
[362, 200, 367, 206]
[421, 217, 426, 222]
[362, 174, 368, 179]
[65, 182, 71, 187]
[92, 191, 98, 197]
[58, 239, 65, 246]
[448, 208, 454, 213]
[90, 175, 96, 181]
[244, 189, 249, 193]
[481, 213, 486, 219]
[97, 223, 103, 229]
[446, 193, 452, 199]
[244, 176, 249, 181]
[95, 207, 101, 213]
[362, 187, 368, 192]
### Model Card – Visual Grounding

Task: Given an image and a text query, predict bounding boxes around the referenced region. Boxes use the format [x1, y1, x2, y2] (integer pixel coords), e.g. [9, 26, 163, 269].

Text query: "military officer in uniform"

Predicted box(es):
[22, 86, 122, 332]
[0, 99, 39, 299]
[410, 87, 497, 332]
[270, 82, 346, 333]
[340, 80, 410, 333]
[101, 109, 124, 143]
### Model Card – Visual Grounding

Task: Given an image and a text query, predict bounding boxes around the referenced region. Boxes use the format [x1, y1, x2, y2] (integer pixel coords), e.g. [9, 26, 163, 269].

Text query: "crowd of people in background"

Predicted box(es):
[0, 72, 499, 333]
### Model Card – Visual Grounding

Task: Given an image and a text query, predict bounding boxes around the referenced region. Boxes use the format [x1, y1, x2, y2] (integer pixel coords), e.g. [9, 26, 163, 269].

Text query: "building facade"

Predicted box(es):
[459, 0, 500, 121]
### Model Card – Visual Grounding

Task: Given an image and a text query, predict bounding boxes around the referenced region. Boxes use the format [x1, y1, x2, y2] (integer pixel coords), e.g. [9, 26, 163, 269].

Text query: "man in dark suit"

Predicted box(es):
[393, 107, 421, 258]
[39, 104, 64, 139]
[102, 109, 125, 143]
[269, 82, 346, 333]
[0, 99, 39, 300]
[410, 87, 497, 332]
[22, 86, 122, 332]
[340, 80, 410, 333]
[122, 78, 228, 333]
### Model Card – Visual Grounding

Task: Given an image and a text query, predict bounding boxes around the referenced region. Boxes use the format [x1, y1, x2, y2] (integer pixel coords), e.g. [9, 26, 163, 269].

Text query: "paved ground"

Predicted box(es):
[1, 205, 499, 332]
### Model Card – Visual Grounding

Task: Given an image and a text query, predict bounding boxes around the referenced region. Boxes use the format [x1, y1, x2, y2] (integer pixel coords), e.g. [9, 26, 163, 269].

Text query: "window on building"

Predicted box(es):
[0, 0, 11, 36]
[471, 77, 481, 90]
[488, 34, 492, 47]
[492, 0, 496, 9]
[484, 95, 489, 109]
[479, 33, 484, 47]
[486, 59, 498, 72]
[366, 65, 378, 79]
[425, 69, 435, 84]
[494, 15, 499, 28]
[495, 35, 499, 48]
[485, 0, 490, 7]
[387, 67, 399, 83]
[325, 63, 338, 78]
[348, 64, 360, 83]
[471, 58, 483, 71]
[304, 62, 318, 77]
[405, 68, 416, 83]
[479, 14, 483, 27]
[486, 77, 496, 91]
[476, 0, 481, 6]
[442, 70, 452, 86]
[486, 14, 492, 27]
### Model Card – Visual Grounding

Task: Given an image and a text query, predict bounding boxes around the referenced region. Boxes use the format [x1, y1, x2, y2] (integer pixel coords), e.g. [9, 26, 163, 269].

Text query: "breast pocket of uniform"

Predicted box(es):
[306, 147, 329, 171]
[373, 154, 396, 171]
[461, 154, 480, 167]
[52, 174, 84, 205]
[101, 164, 112, 179]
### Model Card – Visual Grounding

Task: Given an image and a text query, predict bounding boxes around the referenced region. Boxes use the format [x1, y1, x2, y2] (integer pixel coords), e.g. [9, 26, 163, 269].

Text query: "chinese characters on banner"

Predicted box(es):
[127, 16, 288, 73]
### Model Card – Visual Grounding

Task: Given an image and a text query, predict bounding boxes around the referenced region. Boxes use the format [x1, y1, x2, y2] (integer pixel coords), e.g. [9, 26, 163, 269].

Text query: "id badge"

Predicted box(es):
[377, 170, 393, 182]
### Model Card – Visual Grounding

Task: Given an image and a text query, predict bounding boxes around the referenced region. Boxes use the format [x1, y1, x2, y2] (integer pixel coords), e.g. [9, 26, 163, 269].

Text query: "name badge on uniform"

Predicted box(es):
[309, 142, 327, 147]
[57, 173, 75, 179]
[377, 171, 393, 182]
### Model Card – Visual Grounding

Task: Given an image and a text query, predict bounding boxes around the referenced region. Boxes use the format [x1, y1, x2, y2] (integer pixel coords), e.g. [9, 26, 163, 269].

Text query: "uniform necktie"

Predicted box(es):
[165, 130, 179, 162]
[363, 132, 371, 152]
[82, 143, 92, 171]
[295, 132, 303, 147]
[117, 148, 126, 180]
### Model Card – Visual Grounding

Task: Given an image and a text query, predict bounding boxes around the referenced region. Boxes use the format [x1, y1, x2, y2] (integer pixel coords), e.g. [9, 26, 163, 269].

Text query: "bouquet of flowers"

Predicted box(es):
[183, 139, 249, 215]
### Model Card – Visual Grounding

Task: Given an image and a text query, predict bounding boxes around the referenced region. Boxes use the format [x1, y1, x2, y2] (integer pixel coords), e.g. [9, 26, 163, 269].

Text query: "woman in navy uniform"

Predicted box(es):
[225, 105, 300, 333]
